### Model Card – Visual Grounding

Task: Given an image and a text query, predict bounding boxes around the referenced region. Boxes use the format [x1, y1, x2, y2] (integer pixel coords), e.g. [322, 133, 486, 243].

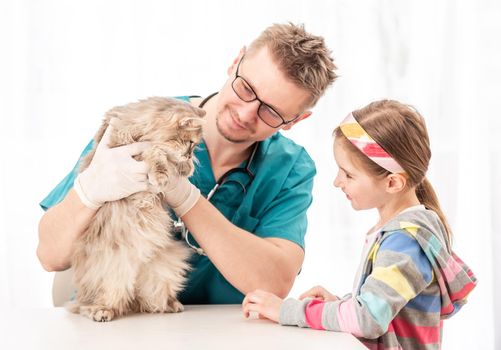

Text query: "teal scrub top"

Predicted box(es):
[40, 96, 316, 304]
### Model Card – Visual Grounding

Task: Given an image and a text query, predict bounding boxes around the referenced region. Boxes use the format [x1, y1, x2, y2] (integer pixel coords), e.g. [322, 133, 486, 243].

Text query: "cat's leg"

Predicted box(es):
[144, 145, 176, 191]
[135, 241, 191, 313]
[71, 227, 142, 321]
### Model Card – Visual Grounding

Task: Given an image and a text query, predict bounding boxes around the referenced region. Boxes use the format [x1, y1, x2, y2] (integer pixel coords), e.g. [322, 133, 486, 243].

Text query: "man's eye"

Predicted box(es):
[241, 83, 254, 97]
[261, 105, 281, 119]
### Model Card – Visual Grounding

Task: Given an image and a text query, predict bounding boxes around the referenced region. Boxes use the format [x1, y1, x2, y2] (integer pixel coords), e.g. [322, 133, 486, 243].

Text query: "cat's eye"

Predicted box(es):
[186, 141, 196, 157]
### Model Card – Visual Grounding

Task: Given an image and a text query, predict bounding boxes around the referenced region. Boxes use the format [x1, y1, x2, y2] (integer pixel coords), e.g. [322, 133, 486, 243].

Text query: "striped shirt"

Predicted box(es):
[279, 209, 477, 349]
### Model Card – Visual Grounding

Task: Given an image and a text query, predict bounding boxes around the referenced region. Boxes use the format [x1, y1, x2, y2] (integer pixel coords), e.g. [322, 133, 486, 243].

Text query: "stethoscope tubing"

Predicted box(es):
[181, 141, 258, 255]
[177, 91, 260, 255]
[206, 141, 258, 200]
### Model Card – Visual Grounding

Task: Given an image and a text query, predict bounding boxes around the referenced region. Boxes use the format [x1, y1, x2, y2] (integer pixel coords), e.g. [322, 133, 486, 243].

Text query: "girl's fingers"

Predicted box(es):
[299, 286, 329, 300]
[243, 301, 260, 318]
[242, 290, 263, 318]
[299, 290, 318, 299]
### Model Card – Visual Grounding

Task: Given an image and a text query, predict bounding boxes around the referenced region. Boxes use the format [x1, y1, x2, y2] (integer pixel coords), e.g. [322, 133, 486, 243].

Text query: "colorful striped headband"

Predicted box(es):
[339, 113, 405, 174]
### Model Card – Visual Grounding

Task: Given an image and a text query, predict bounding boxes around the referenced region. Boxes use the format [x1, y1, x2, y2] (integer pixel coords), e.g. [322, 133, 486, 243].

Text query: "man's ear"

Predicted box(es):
[227, 46, 246, 76]
[281, 111, 312, 130]
[385, 173, 407, 194]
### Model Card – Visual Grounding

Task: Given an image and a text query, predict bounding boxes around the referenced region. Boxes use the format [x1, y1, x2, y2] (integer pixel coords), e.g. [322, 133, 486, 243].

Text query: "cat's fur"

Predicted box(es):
[68, 97, 205, 321]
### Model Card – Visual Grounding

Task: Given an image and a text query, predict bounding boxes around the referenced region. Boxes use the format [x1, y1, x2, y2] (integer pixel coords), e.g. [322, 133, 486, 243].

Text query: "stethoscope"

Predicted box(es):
[174, 93, 259, 255]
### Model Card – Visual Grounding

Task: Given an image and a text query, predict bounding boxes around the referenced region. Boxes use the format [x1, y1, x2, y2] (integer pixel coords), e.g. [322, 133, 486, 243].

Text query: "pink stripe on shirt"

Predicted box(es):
[391, 317, 441, 344]
[441, 256, 464, 282]
[305, 299, 325, 330]
[336, 299, 363, 337]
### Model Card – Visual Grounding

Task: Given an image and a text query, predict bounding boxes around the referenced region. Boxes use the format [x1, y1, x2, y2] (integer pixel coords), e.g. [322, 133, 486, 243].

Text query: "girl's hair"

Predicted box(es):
[247, 22, 337, 108]
[335, 99, 452, 242]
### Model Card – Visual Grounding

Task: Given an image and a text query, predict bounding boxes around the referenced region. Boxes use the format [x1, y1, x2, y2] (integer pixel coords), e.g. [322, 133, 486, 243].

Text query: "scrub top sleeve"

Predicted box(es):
[39, 140, 94, 211]
[254, 149, 316, 249]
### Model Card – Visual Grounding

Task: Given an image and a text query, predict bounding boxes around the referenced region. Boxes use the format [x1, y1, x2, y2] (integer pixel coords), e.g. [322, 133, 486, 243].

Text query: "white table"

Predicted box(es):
[0, 305, 365, 349]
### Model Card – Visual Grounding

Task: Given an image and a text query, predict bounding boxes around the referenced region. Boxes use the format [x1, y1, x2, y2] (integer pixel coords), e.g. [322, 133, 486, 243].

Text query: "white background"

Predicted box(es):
[0, 0, 499, 349]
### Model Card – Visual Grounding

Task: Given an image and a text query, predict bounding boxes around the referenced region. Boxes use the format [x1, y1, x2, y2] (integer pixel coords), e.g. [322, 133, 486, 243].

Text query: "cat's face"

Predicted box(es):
[159, 102, 205, 177]
[106, 97, 205, 178]
[140, 98, 205, 177]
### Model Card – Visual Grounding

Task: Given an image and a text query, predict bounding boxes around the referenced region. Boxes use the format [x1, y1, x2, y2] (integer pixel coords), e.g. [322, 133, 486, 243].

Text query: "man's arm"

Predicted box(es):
[37, 189, 97, 271]
[163, 146, 314, 299]
[181, 196, 305, 298]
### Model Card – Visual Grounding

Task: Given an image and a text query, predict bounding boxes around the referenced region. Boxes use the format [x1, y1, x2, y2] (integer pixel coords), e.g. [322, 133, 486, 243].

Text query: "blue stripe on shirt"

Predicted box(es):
[407, 293, 441, 313]
[379, 231, 432, 284]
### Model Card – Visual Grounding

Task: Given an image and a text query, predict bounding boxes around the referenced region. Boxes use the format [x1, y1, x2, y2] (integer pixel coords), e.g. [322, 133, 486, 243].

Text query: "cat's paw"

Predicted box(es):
[90, 308, 115, 322]
[168, 299, 184, 313]
[79, 305, 116, 322]
[148, 169, 170, 193]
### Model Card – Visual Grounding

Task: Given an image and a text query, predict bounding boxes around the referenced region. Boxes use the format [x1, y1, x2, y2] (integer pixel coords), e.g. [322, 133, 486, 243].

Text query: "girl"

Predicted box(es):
[242, 100, 477, 349]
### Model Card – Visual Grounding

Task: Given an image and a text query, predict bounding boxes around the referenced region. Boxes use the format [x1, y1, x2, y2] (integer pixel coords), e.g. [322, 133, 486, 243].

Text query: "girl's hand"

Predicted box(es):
[299, 285, 339, 302]
[242, 289, 283, 323]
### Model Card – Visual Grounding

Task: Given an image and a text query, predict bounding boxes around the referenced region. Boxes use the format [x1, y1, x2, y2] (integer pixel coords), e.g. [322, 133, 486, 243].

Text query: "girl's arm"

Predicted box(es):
[279, 230, 433, 339]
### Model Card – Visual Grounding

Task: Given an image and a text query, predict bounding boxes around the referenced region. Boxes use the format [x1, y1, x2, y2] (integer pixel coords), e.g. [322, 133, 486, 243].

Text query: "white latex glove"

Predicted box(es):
[73, 120, 151, 209]
[163, 175, 201, 217]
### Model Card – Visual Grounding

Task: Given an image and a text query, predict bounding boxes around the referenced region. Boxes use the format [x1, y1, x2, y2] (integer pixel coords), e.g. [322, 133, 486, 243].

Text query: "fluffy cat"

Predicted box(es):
[69, 97, 204, 321]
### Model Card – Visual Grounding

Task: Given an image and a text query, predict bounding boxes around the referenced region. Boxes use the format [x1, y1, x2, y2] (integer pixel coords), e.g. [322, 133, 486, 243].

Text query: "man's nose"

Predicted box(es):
[238, 100, 260, 124]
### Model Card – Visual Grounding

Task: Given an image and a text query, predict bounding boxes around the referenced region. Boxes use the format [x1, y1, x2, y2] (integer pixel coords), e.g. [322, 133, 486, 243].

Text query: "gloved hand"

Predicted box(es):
[162, 175, 201, 217]
[73, 120, 151, 209]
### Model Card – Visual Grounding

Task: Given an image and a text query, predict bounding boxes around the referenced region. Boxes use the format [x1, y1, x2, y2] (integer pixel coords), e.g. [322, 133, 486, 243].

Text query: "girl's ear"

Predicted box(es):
[385, 173, 407, 194]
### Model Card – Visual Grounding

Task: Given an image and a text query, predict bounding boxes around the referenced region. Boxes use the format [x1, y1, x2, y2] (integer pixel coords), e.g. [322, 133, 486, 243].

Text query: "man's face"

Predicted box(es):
[215, 47, 312, 144]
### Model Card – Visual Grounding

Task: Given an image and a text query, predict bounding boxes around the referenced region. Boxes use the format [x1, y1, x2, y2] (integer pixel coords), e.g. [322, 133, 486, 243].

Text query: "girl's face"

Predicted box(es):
[333, 139, 390, 211]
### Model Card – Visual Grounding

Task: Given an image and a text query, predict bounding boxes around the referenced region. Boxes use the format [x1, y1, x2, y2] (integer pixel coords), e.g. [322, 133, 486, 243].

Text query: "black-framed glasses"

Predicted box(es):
[231, 56, 301, 128]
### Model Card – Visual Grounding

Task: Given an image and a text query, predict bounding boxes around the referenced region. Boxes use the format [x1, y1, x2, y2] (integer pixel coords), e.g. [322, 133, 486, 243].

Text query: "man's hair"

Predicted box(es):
[247, 22, 337, 108]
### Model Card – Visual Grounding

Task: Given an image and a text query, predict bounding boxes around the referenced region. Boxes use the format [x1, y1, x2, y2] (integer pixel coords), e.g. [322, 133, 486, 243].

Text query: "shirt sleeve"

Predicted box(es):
[279, 230, 433, 339]
[253, 148, 315, 249]
[39, 140, 94, 211]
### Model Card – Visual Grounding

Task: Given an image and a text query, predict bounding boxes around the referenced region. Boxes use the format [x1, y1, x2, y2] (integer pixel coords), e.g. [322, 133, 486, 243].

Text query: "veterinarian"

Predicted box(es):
[37, 23, 337, 304]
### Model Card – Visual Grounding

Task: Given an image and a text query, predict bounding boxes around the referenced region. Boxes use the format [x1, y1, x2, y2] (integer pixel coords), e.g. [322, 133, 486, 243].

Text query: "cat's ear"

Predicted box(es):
[195, 107, 206, 118]
[178, 119, 190, 129]
[99, 110, 123, 143]
[101, 109, 140, 144]
[179, 116, 204, 131]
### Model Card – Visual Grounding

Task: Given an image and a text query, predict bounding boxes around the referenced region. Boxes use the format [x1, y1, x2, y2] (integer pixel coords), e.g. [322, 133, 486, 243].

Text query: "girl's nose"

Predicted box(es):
[333, 172, 343, 188]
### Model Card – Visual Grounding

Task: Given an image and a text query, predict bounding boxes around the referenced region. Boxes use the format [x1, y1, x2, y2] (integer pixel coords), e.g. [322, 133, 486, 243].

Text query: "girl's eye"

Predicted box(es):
[336, 167, 352, 180]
